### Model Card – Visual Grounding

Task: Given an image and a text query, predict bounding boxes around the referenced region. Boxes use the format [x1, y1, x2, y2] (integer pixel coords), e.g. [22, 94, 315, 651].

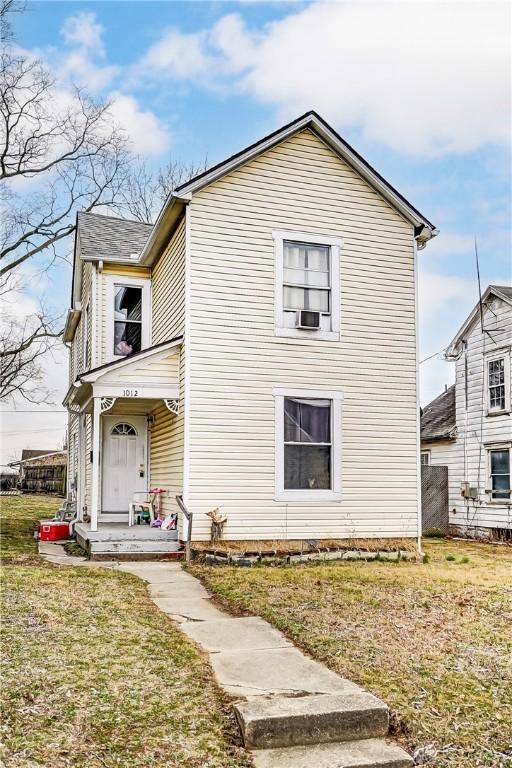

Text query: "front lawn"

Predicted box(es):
[0, 495, 251, 768]
[189, 539, 512, 767]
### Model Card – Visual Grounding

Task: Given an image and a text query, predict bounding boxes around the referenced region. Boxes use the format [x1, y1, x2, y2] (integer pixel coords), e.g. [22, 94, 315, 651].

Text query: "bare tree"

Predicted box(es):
[119, 156, 207, 224]
[0, 0, 129, 403]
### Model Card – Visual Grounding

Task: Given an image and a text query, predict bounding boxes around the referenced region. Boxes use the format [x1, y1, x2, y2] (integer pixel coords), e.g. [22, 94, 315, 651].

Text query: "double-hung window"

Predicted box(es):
[106, 276, 150, 361]
[273, 230, 341, 341]
[488, 446, 511, 501]
[487, 356, 507, 413]
[274, 387, 342, 501]
[114, 286, 142, 356]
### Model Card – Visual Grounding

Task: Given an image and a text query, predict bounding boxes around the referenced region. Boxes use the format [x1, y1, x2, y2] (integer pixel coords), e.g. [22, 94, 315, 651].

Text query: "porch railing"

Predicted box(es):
[176, 494, 193, 561]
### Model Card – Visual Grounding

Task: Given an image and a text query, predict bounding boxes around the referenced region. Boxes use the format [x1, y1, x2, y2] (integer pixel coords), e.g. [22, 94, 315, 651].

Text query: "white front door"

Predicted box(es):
[101, 416, 147, 513]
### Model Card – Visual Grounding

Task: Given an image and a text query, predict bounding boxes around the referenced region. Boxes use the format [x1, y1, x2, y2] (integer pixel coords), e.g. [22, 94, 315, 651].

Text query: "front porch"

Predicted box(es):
[65, 338, 185, 546]
[75, 522, 183, 559]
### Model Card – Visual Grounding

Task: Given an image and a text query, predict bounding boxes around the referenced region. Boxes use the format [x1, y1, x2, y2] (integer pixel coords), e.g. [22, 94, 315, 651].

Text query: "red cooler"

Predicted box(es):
[39, 520, 70, 541]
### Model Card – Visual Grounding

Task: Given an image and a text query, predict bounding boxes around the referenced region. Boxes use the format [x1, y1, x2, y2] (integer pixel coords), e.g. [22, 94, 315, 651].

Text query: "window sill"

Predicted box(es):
[275, 489, 342, 502]
[275, 327, 340, 342]
[485, 409, 510, 418]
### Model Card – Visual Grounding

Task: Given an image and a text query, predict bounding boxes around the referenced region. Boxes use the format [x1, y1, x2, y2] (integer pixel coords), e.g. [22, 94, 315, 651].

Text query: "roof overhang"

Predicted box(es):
[64, 337, 182, 410]
[445, 285, 512, 358]
[139, 197, 188, 267]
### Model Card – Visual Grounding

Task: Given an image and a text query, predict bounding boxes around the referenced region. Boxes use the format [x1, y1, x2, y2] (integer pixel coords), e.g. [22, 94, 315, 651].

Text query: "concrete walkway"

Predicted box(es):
[39, 543, 412, 768]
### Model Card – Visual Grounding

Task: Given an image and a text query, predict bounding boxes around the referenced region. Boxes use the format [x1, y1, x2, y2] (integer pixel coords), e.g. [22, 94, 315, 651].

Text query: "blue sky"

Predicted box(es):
[2, 0, 511, 460]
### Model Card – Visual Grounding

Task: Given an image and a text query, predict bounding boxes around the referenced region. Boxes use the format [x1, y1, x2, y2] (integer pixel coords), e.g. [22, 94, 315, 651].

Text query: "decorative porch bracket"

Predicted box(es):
[68, 403, 81, 414]
[100, 397, 116, 413]
[164, 398, 179, 415]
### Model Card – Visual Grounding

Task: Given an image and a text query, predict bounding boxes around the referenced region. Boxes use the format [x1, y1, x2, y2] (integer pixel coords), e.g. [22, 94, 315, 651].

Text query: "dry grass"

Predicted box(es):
[189, 539, 512, 767]
[192, 537, 418, 555]
[0, 495, 252, 768]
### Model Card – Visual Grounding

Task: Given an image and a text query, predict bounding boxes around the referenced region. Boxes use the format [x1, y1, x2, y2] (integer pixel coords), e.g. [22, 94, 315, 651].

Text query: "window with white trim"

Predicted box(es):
[106, 276, 150, 362]
[487, 356, 506, 412]
[488, 446, 511, 501]
[421, 450, 430, 465]
[273, 230, 341, 341]
[274, 387, 342, 501]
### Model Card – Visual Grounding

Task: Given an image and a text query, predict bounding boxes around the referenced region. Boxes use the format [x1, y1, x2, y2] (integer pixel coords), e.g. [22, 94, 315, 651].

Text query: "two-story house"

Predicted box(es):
[421, 285, 512, 538]
[63, 111, 437, 556]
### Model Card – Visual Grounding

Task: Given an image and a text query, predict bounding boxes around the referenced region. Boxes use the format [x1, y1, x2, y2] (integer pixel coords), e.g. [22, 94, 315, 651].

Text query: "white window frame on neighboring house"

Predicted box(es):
[273, 386, 343, 502]
[105, 275, 151, 363]
[486, 443, 511, 503]
[421, 450, 431, 465]
[273, 230, 342, 341]
[485, 348, 510, 416]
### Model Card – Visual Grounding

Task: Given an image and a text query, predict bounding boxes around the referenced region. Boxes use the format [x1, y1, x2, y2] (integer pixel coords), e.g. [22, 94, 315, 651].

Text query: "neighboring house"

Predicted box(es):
[63, 111, 437, 550]
[421, 285, 512, 538]
[10, 450, 67, 496]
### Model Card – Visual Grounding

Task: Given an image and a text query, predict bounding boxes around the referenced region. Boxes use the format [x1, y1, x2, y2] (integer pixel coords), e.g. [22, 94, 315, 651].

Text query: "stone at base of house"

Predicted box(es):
[195, 548, 416, 566]
[449, 523, 512, 542]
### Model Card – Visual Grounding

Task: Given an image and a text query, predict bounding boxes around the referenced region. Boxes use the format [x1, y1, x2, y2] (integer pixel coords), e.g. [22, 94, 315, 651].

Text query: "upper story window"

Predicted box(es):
[274, 386, 343, 501]
[114, 286, 142, 356]
[486, 350, 510, 415]
[273, 230, 342, 341]
[106, 276, 151, 362]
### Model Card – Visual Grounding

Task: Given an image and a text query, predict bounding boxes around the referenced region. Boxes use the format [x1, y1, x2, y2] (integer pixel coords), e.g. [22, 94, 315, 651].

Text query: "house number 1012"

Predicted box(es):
[123, 389, 139, 397]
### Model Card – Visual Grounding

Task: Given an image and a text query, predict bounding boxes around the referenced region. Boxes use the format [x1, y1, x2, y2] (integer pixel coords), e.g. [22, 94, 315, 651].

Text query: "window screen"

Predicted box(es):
[283, 397, 331, 490]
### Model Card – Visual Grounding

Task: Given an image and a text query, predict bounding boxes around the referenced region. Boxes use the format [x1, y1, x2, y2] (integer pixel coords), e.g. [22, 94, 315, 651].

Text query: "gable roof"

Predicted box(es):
[174, 111, 436, 237]
[140, 110, 437, 265]
[77, 212, 153, 262]
[446, 284, 512, 356]
[421, 385, 456, 443]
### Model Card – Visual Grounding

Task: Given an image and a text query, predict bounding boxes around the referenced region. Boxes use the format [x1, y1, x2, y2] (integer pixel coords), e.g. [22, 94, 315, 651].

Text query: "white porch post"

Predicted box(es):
[90, 396, 101, 532]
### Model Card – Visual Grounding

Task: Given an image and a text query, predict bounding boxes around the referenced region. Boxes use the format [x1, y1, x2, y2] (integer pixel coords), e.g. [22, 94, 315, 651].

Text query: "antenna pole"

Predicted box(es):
[475, 236, 484, 332]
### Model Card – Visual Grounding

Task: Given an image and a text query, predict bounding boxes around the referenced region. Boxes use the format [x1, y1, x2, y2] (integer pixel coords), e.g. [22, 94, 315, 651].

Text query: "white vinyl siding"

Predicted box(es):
[149, 215, 186, 528]
[185, 127, 419, 541]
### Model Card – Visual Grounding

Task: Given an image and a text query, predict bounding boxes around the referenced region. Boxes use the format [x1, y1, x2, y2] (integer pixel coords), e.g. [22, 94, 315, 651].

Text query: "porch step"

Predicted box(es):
[235, 692, 388, 749]
[75, 523, 183, 559]
[251, 738, 413, 768]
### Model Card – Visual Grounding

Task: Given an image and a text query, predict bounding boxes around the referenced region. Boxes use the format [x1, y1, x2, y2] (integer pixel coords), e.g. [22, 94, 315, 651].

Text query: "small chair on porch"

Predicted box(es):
[128, 492, 155, 526]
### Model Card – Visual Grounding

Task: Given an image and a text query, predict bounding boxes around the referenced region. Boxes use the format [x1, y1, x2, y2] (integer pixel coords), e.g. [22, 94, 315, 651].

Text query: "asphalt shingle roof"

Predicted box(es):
[77, 212, 153, 262]
[421, 385, 456, 442]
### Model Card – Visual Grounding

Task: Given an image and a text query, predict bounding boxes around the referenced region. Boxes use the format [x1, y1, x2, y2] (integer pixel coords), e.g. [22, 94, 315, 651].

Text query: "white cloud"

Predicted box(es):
[138, 2, 511, 157]
[62, 11, 104, 53]
[418, 270, 476, 323]
[426, 232, 475, 260]
[139, 27, 212, 79]
[108, 92, 170, 156]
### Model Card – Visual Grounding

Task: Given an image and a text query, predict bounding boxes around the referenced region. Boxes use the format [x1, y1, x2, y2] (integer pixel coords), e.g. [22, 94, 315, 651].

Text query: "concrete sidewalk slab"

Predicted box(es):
[235, 692, 388, 749]
[181, 616, 292, 652]
[210, 647, 362, 697]
[152, 596, 231, 623]
[149, 581, 210, 599]
[251, 738, 413, 768]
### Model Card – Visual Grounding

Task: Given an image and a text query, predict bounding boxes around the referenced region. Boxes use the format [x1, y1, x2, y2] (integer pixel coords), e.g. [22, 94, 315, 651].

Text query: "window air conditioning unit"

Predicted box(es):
[296, 310, 321, 330]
